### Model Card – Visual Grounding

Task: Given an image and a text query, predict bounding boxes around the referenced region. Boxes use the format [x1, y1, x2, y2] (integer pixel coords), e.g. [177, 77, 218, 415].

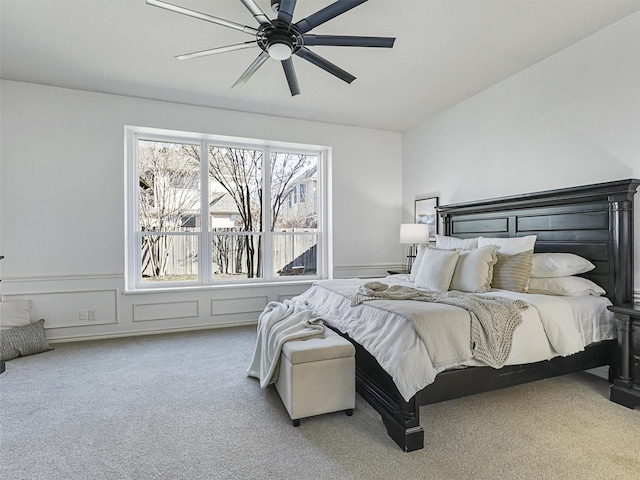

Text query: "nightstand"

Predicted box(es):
[387, 269, 409, 275]
[608, 303, 640, 409]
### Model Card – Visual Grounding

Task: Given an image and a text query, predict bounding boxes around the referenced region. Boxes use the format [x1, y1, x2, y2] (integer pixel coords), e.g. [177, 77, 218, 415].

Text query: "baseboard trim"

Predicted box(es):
[48, 320, 257, 343]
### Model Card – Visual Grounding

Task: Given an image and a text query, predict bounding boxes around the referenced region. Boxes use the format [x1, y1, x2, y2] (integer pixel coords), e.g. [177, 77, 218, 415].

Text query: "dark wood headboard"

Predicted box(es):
[437, 179, 639, 305]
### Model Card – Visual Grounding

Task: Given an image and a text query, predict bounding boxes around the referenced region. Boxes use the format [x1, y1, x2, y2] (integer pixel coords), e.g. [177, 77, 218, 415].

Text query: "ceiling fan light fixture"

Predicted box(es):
[267, 41, 292, 60]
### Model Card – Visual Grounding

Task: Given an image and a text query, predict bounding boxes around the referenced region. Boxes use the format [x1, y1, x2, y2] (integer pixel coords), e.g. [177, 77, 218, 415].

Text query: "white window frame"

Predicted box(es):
[125, 126, 331, 292]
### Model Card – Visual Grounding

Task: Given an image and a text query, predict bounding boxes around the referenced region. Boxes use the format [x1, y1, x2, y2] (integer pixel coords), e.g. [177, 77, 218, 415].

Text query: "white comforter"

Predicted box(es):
[293, 276, 615, 401]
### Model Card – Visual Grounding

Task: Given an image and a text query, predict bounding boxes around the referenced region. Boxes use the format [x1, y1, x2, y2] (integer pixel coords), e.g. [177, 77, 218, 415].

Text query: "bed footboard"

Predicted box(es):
[329, 327, 424, 452]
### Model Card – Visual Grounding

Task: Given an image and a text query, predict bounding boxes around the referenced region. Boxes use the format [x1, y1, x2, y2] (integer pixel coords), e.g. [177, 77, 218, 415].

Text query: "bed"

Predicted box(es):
[310, 179, 639, 452]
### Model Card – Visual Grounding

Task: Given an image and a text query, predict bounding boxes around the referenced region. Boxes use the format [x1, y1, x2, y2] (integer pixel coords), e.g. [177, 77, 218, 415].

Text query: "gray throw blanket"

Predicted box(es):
[352, 282, 528, 368]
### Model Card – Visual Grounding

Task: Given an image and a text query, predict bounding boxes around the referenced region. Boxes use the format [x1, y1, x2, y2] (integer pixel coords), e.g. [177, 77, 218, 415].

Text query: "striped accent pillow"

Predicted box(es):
[491, 250, 534, 293]
[0, 319, 53, 361]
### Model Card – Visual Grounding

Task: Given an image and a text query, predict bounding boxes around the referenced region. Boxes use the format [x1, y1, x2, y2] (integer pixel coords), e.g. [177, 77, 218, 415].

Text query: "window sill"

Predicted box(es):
[122, 278, 319, 295]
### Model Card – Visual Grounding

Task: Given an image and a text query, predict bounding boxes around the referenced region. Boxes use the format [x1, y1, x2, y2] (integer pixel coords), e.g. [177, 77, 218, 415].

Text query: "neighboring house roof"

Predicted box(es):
[209, 191, 240, 216]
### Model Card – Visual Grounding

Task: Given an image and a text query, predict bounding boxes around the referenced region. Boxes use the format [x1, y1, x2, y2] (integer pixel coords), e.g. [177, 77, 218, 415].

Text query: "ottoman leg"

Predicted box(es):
[293, 419, 301, 427]
[345, 409, 354, 417]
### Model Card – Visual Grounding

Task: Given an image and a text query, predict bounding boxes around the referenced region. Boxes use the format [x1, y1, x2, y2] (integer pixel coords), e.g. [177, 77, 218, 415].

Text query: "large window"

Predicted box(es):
[126, 127, 329, 290]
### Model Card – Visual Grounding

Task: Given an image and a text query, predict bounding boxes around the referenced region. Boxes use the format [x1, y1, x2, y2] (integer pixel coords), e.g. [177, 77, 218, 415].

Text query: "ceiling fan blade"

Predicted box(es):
[232, 51, 270, 89]
[302, 34, 395, 48]
[282, 58, 300, 96]
[176, 42, 258, 60]
[295, 0, 368, 34]
[239, 0, 272, 26]
[295, 47, 355, 84]
[277, 0, 297, 26]
[146, 0, 259, 35]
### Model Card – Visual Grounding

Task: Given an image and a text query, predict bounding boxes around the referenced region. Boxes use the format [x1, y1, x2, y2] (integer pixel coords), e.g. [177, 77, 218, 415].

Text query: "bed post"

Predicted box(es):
[329, 326, 425, 452]
[608, 183, 637, 305]
[355, 368, 424, 452]
[607, 180, 639, 403]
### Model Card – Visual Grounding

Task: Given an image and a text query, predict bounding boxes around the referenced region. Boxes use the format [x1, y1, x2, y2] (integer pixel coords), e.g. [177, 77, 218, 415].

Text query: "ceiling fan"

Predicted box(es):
[147, 0, 395, 96]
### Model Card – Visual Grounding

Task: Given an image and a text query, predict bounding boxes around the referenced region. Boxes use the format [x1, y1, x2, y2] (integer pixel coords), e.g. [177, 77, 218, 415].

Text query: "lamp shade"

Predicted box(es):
[399, 223, 430, 244]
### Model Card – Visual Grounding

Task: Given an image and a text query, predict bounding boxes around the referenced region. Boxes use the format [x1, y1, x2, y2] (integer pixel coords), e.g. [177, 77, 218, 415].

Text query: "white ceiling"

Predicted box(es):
[2, 0, 640, 131]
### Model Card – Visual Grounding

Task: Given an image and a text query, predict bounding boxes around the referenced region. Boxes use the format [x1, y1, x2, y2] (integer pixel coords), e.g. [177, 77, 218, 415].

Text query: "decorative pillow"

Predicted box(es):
[414, 247, 460, 292]
[409, 244, 428, 282]
[491, 250, 534, 293]
[0, 300, 32, 330]
[0, 319, 53, 361]
[435, 234, 478, 250]
[450, 245, 500, 293]
[530, 253, 595, 278]
[478, 235, 537, 255]
[528, 277, 606, 296]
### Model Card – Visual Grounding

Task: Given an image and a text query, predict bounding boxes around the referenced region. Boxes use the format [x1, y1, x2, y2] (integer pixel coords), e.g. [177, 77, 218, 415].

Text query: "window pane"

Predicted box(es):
[208, 146, 263, 232]
[212, 233, 263, 280]
[273, 234, 317, 276]
[271, 153, 318, 232]
[138, 141, 201, 233]
[141, 234, 198, 283]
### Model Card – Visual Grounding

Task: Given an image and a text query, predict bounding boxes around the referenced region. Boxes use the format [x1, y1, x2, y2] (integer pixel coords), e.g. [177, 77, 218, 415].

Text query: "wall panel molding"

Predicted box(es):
[2, 273, 123, 283]
[133, 300, 200, 322]
[48, 319, 258, 343]
[211, 296, 268, 316]
[2, 289, 119, 329]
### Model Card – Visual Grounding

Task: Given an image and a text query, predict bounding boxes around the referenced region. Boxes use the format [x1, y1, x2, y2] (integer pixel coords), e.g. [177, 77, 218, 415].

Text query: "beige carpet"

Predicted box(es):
[1, 325, 639, 480]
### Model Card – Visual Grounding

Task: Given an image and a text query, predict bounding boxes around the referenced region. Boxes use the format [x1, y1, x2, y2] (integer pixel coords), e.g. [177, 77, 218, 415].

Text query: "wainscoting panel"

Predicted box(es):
[278, 293, 298, 302]
[133, 300, 200, 322]
[2, 289, 118, 328]
[211, 296, 268, 316]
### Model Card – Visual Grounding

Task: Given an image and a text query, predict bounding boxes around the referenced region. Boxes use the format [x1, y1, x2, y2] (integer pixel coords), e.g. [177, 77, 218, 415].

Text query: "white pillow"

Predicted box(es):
[528, 277, 605, 296]
[530, 253, 595, 278]
[478, 235, 537, 255]
[1, 300, 32, 329]
[435, 234, 478, 250]
[409, 244, 428, 282]
[414, 247, 459, 292]
[449, 245, 499, 293]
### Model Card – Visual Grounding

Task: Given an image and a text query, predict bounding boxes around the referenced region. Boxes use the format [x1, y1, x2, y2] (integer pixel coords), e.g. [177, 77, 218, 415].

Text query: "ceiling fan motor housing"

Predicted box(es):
[257, 24, 302, 60]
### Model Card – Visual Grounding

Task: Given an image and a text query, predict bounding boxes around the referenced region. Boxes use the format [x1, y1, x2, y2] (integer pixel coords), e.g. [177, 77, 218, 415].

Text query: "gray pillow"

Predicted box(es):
[0, 319, 53, 361]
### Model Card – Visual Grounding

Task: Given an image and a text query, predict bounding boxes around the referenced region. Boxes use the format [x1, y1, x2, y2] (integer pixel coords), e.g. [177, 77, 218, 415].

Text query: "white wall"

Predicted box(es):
[0, 81, 402, 340]
[403, 12, 640, 299]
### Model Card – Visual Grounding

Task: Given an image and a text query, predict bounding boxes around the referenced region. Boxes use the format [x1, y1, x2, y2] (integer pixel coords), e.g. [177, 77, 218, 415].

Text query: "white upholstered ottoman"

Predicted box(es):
[275, 327, 356, 426]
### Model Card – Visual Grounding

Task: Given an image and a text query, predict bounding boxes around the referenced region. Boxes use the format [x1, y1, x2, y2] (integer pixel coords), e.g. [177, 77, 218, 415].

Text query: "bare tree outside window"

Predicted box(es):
[271, 153, 318, 276]
[138, 141, 200, 282]
[207, 146, 263, 278]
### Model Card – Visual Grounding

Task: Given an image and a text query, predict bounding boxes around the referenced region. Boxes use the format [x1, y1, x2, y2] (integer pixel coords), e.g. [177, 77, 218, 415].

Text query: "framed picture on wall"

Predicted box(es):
[414, 196, 439, 241]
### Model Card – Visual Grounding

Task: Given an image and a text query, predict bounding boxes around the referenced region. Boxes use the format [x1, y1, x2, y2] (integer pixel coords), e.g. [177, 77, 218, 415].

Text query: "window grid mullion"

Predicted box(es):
[131, 133, 144, 289]
[196, 140, 209, 285]
[262, 146, 273, 281]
